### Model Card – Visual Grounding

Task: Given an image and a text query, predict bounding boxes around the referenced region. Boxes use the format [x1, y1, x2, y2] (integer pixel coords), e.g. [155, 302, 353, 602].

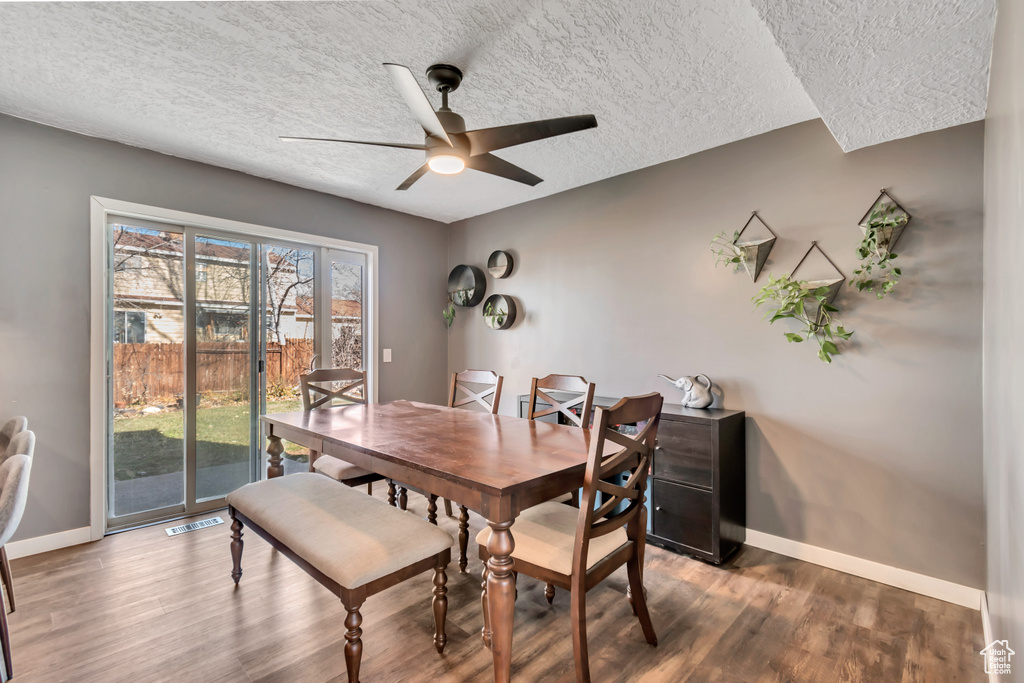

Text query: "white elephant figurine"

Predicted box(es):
[658, 374, 714, 409]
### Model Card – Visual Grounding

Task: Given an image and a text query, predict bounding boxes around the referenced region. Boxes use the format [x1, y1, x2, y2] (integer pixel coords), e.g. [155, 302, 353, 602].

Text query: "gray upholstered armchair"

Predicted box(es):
[0, 431, 33, 678]
[0, 419, 26, 458]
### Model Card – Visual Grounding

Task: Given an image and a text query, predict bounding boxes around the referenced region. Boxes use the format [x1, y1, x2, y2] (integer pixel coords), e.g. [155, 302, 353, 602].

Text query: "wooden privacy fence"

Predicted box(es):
[113, 338, 315, 406]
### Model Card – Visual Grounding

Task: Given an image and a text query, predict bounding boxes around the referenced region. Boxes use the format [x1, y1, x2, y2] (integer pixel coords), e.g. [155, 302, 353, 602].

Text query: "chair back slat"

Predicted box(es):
[300, 368, 366, 411]
[572, 393, 663, 575]
[527, 375, 596, 428]
[448, 370, 503, 414]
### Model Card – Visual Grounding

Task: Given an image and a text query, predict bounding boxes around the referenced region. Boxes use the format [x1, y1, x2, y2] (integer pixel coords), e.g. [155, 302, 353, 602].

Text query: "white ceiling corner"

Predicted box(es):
[749, 0, 998, 152]
[0, 1, 996, 222]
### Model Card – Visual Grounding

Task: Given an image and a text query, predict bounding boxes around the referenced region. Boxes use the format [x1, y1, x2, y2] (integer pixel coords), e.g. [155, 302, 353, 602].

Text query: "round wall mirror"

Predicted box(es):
[487, 250, 514, 279]
[447, 265, 486, 307]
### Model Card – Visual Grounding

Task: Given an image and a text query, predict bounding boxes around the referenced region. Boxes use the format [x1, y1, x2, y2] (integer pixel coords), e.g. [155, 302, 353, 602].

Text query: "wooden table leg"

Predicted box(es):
[266, 434, 284, 479]
[485, 520, 516, 683]
[308, 449, 319, 472]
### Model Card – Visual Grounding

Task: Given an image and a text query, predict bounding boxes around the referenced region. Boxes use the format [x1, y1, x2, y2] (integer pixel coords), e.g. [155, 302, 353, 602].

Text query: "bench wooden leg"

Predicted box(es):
[343, 602, 363, 683]
[398, 487, 408, 511]
[545, 583, 555, 604]
[432, 561, 448, 654]
[458, 506, 469, 573]
[229, 509, 244, 585]
[387, 480, 397, 507]
[427, 495, 438, 526]
[443, 498, 453, 517]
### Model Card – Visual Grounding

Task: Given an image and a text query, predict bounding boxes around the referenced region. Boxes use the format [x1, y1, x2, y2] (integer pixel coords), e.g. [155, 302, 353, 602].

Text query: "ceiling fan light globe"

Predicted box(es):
[428, 155, 466, 175]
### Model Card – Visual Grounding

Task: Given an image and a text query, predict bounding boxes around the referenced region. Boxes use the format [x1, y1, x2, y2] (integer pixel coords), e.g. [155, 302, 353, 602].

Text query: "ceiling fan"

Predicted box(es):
[281, 63, 597, 191]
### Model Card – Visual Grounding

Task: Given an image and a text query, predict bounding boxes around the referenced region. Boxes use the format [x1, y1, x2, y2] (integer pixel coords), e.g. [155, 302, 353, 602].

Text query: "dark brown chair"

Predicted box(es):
[527, 373, 596, 428]
[443, 370, 503, 573]
[478, 393, 663, 682]
[526, 373, 596, 601]
[299, 368, 385, 496]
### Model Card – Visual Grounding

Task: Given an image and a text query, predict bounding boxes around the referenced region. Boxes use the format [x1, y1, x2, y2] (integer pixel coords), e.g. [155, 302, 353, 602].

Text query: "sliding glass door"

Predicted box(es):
[107, 219, 370, 529]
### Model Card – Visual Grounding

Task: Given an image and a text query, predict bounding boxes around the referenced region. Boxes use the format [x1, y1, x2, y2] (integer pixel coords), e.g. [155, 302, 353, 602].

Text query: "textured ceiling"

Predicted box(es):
[0, 1, 996, 223]
[750, 0, 997, 152]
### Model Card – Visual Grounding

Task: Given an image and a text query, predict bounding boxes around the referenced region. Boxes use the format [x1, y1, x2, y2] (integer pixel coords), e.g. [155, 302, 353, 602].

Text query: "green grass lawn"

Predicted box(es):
[113, 398, 305, 480]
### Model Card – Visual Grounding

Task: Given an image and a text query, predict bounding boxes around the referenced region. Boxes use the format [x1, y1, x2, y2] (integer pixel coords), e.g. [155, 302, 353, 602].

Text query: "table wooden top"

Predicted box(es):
[262, 400, 595, 498]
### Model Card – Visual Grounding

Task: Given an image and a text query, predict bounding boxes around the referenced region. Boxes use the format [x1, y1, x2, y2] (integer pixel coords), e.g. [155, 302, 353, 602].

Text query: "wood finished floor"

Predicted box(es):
[9, 492, 984, 682]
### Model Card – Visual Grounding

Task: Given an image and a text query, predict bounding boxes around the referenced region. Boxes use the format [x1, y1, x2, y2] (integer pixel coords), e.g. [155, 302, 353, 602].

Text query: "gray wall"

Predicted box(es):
[0, 114, 449, 542]
[984, 0, 1023, 672]
[449, 119, 985, 588]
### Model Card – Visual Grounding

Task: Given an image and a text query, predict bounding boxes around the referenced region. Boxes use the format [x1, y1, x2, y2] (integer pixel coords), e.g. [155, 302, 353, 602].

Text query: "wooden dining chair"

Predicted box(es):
[478, 393, 663, 682]
[298, 368, 385, 496]
[526, 374, 596, 600]
[527, 373, 596, 429]
[440, 370, 503, 573]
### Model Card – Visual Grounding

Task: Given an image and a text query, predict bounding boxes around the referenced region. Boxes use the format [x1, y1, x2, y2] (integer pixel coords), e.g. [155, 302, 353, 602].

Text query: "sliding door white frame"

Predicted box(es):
[89, 196, 379, 540]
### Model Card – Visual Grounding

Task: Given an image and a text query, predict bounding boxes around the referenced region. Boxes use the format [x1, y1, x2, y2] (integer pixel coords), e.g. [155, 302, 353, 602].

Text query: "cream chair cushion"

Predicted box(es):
[476, 500, 628, 576]
[227, 473, 453, 589]
[312, 454, 373, 482]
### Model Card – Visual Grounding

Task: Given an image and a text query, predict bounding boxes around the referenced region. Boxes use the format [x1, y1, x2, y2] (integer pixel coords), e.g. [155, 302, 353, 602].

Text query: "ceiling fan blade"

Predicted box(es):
[396, 162, 430, 191]
[466, 153, 543, 186]
[382, 63, 453, 146]
[464, 115, 597, 156]
[280, 136, 426, 150]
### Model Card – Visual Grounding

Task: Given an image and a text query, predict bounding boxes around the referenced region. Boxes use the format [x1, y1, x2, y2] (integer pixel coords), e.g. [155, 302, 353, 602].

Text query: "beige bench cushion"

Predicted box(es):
[227, 473, 453, 589]
[312, 455, 373, 482]
[476, 501, 628, 577]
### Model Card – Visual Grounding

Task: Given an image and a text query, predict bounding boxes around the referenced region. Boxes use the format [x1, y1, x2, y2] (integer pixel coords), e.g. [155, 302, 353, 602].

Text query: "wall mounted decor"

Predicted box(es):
[851, 189, 911, 300]
[753, 243, 853, 364]
[487, 250, 514, 279]
[710, 212, 777, 281]
[447, 265, 486, 307]
[658, 374, 714, 409]
[482, 294, 517, 330]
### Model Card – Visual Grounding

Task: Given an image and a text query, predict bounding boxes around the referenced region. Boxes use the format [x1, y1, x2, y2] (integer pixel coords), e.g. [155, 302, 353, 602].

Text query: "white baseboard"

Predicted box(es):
[6, 526, 93, 560]
[744, 529, 983, 610]
[980, 592, 1000, 682]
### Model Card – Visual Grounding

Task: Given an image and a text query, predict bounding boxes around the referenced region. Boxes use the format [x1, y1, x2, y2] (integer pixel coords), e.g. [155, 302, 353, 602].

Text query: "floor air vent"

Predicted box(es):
[166, 516, 224, 536]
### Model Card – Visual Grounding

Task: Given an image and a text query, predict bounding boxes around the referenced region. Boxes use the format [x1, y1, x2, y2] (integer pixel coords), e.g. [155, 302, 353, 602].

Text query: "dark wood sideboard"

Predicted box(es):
[518, 393, 746, 565]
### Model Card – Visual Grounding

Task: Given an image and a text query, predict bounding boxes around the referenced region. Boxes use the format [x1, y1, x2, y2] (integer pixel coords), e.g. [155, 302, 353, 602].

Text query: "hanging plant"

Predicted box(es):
[850, 199, 910, 300]
[442, 296, 456, 328]
[752, 273, 854, 363]
[710, 231, 750, 271]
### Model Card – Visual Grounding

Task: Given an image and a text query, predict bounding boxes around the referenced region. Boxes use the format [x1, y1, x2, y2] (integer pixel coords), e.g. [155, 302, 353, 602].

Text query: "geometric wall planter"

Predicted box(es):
[734, 211, 777, 282]
[482, 294, 517, 330]
[858, 189, 911, 257]
[791, 241, 845, 322]
[447, 265, 486, 307]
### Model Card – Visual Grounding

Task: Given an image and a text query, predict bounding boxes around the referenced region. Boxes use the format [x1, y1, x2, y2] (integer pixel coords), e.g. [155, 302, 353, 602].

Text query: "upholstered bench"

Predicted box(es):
[226, 472, 454, 683]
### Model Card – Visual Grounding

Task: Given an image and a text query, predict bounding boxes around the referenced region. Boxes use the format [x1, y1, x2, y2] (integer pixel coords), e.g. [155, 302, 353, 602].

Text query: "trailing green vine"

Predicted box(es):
[483, 300, 508, 329]
[753, 274, 854, 363]
[850, 203, 908, 300]
[442, 296, 455, 328]
[710, 231, 749, 271]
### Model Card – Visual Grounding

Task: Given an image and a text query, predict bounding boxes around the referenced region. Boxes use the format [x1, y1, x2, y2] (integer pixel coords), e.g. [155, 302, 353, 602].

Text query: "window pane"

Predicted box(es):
[110, 224, 185, 517]
[264, 246, 316, 474]
[331, 259, 364, 374]
[195, 236, 254, 502]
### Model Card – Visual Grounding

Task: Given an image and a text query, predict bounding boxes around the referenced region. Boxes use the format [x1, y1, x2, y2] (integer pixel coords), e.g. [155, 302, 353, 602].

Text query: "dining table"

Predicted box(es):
[260, 399, 596, 683]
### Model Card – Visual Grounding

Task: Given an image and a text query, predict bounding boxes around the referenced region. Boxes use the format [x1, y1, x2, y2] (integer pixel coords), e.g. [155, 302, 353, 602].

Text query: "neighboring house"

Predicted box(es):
[112, 225, 359, 345]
